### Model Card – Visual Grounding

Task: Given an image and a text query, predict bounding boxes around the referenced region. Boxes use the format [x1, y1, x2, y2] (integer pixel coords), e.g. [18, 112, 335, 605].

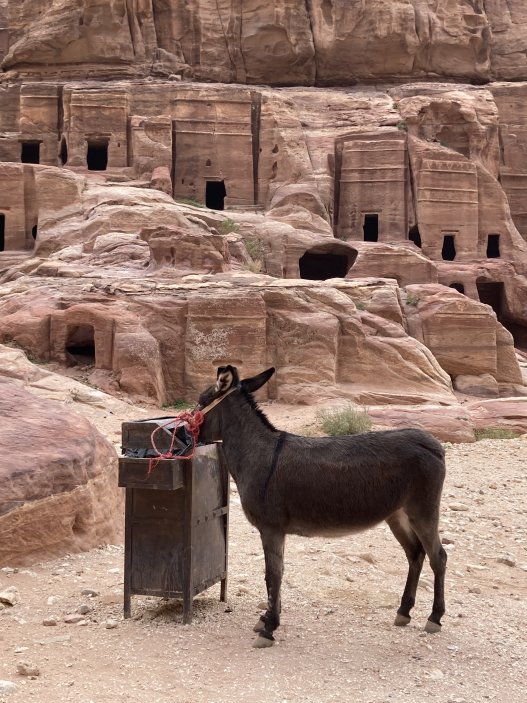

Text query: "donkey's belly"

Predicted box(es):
[286, 519, 384, 538]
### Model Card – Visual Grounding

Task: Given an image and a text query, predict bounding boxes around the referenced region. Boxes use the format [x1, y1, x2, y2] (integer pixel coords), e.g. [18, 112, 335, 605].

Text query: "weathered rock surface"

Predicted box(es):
[2, 2, 527, 84]
[0, 376, 121, 566]
[0, 277, 456, 406]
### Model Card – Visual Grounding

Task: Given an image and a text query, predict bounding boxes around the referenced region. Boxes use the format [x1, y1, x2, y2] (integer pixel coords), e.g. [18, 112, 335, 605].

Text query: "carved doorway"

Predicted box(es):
[363, 214, 379, 242]
[87, 139, 109, 171]
[206, 180, 226, 210]
[299, 252, 350, 280]
[65, 324, 96, 366]
[21, 141, 40, 164]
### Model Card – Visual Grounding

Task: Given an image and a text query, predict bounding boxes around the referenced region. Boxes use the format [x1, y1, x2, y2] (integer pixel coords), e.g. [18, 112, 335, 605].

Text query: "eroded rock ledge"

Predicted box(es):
[1, 2, 527, 84]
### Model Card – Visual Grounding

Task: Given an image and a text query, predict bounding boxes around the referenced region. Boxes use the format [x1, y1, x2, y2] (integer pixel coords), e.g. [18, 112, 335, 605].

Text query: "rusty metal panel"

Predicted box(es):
[121, 438, 229, 623]
[118, 457, 185, 490]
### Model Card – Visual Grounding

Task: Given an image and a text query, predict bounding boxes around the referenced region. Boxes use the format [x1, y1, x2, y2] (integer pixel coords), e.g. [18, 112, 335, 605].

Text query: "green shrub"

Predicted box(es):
[317, 404, 373, 436]
[244, 237, 265, 261]
[474, 427, 520, 441]
[243, 236, 265, 273]
[405, 293, 420, 306]
[397, 121, 408, 132]
[246, 259, 262, 273]
[176, 197, 205, 208]
[162, 399, 194, 411]
[219, 218, 239, 234]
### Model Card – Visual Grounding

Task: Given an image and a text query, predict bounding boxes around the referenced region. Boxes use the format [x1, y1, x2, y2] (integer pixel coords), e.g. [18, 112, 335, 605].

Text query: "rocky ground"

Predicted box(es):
[1, 407, 526, 703]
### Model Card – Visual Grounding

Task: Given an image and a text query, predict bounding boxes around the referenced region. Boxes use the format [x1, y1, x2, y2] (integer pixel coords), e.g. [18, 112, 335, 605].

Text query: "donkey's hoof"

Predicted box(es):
[424, 619, 442, 634]
[394, 613, 411, 627]
[252, 633, 275, 649]
[253, 617, 265, 633]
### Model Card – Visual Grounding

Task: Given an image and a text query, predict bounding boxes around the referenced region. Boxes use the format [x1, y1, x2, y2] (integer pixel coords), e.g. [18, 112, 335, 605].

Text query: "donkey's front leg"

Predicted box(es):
[253, 527, 285, 648]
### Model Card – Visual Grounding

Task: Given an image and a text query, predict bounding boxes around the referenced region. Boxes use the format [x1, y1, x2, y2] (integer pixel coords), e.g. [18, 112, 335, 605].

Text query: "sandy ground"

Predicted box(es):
[1, 404, 527, 703]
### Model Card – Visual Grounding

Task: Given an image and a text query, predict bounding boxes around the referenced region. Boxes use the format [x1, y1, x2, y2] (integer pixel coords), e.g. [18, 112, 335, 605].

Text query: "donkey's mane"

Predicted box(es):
[240, 386, 278, 433]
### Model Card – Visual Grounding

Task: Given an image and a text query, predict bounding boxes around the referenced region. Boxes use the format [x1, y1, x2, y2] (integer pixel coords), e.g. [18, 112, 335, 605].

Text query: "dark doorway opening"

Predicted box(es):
[299, 252, 350, 280]
[31, 224, 38, 240]
[505, 321, 527, 351]
[477, 280, 503, 317]
[449, 282, 465, 294]
[442, 235, 456, 261]
[487, 234, 500, 258]
[477, 278, 527, 350]
[65, 324, 96, 366]
[60, 136, 68, 165]
[0, 214, 4, 251]
[363, 214, 379, 242]
[21, 141, 40, 164]
[408, 225, 422, 248]
[87, 139, 109, 171]
[206, 180, 226, 210]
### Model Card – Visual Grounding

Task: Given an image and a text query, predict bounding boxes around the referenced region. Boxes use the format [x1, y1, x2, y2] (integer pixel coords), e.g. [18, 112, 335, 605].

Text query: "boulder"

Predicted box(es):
[0, 382, 121, 566]
[453, 374, 500, 398]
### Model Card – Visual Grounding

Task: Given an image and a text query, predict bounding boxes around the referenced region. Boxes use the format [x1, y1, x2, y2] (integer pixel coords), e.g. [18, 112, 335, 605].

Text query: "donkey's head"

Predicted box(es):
[196, 365, 275, 443]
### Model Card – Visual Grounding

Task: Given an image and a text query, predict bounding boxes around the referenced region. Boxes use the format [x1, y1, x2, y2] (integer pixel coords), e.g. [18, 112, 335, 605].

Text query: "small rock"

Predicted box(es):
[42, 618, 58, 627]
[63, 614, 84, 624]
[236, 586, 250, 596]
[104, 619, 118, 629]
[358, 552, 376, 564]
[80, 589, 99, 597]
[0, 587, 20, 606]
[425, 668, 444, 680]
[257, 601, 267, 610]
[14, 647, 28, 654]
[0, 680, 17, 695]
[0, 567, 16, 574]
[441, 535, 455, 545]
[449, 503, 469, 512]
[78, 605, 91, 615]
[16, 662, 40, 678]
[100, 594, 120, 605]
[35, 635, 71, 645]
[497, 555, 516, 567]
[47, 596, 59, 606]
[468, 587, 481, 594]
[107, 568, 120, 574]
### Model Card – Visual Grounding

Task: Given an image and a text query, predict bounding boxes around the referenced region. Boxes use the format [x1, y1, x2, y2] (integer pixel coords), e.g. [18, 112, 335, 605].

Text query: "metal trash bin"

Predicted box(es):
[119, 419, 229, 623]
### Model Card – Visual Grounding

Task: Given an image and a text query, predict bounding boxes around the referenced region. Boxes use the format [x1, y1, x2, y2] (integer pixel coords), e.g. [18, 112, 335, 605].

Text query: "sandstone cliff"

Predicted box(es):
[2, 1, 527, 84]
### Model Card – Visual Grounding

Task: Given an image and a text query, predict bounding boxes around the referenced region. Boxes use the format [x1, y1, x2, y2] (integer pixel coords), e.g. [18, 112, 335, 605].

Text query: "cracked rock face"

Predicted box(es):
[1, 1, 526, 83]
[0, 378, 122, 567]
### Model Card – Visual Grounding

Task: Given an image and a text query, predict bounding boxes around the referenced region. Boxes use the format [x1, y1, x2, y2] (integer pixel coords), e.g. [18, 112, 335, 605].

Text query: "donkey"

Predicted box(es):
[196, 365, 447, 648]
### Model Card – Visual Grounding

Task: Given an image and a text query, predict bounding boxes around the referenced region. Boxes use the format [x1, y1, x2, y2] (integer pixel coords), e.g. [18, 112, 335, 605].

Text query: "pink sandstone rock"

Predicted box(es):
[3, 2, 526, 84]
[0, 382, 121, 566]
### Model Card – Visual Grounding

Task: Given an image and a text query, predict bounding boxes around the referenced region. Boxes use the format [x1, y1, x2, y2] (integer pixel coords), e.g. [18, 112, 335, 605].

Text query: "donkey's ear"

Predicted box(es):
[241, 367, 275, 393]
[215, 365, 239, 393]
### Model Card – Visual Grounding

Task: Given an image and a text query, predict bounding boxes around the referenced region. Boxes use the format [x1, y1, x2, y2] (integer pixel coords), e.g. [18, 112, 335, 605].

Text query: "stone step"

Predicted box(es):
[0, 251, 33, 274]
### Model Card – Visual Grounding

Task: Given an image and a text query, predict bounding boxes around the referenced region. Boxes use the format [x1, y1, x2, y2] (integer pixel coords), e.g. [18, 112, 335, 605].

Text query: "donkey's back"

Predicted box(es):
[265, 428, 445, 537]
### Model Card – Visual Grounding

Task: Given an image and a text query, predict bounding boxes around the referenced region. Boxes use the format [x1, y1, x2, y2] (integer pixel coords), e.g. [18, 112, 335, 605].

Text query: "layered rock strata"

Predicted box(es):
[0, 361, 121, 566]
[2, 2, 527, 84]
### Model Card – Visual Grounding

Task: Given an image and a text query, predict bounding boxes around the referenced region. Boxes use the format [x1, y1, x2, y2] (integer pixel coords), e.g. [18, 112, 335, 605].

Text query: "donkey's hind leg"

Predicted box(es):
[386, 510, 425, 627]
[407, 511, 447, 633]
[253, 527, 285, 648]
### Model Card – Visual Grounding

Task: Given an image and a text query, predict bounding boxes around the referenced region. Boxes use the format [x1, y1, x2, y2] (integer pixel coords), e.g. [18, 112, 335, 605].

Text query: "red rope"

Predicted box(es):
[147, 409, 205, 476]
